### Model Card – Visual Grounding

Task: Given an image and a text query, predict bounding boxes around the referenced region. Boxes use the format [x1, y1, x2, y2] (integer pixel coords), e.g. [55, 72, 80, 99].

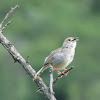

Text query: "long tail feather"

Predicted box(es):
[33, 66, 46, 80]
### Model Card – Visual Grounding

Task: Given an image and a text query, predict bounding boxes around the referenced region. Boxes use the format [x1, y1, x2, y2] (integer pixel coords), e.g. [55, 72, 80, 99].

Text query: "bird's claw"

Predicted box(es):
[62, 70, 69, 76]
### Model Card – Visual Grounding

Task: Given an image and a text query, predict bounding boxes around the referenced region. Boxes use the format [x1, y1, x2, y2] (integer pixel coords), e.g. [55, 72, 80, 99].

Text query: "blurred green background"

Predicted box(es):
[0, 0, 100, 100]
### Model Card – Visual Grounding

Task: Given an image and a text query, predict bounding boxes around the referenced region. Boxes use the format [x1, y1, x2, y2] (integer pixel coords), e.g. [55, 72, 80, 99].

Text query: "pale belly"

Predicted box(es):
[51, 53, 74, 69]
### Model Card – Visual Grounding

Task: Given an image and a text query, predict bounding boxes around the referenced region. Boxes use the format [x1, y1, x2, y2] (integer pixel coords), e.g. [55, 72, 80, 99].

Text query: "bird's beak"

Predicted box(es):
[74, 37, 79, 41]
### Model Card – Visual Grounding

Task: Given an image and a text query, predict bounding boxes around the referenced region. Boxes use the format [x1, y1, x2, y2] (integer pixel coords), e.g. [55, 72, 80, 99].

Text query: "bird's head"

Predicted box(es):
[62, 37, 79, 49]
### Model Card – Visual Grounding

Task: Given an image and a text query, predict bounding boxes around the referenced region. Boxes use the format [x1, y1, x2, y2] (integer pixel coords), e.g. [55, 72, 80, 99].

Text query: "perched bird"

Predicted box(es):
[33, 37, 79, 80]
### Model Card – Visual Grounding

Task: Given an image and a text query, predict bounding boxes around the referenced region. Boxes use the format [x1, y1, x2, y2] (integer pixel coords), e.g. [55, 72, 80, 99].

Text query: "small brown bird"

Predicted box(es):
[33, 37, 79, 80]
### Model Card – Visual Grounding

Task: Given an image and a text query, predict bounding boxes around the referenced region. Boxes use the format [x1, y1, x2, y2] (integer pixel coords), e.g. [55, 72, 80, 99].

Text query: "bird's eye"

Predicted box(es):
[68, 39, 71, 41]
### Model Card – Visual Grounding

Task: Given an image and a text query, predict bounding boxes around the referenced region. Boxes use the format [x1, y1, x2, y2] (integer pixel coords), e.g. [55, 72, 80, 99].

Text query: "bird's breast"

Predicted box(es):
[52, 49, 75, 69]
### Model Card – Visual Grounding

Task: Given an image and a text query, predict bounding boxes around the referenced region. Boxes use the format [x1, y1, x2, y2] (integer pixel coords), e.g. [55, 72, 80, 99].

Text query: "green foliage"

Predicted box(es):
[0, 0, 100, 100]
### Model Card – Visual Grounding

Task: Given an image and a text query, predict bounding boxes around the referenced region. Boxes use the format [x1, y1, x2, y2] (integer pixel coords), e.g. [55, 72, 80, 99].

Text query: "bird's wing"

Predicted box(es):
[44, 48, 62, 66]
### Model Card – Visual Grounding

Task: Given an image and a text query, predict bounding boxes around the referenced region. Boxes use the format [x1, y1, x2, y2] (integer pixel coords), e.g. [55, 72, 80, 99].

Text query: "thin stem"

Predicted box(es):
[2, 19, 13, 30]
[49, 65, 54, 100]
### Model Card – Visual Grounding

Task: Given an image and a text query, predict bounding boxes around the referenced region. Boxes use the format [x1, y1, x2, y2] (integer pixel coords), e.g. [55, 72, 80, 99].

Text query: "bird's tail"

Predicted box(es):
[33, 66, 46, 80]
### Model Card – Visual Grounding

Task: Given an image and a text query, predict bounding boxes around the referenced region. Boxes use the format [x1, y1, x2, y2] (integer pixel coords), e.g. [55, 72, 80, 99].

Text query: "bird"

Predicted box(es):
[33, 37, 79, 80]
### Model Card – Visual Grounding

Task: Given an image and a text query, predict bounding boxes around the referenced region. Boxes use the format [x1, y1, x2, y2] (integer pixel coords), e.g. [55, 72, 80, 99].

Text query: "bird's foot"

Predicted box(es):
[57, 71, 63, 78]
[62, 69, 69, 76]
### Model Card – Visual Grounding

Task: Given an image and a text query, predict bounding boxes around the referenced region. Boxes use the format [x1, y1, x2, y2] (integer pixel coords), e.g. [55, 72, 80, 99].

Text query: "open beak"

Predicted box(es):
[74, 37, 79, 41]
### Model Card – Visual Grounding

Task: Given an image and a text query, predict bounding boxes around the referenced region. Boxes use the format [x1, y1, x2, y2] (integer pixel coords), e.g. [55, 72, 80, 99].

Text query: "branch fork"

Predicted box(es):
[0, 5, 74, 100]
[0, 5, 56, 100]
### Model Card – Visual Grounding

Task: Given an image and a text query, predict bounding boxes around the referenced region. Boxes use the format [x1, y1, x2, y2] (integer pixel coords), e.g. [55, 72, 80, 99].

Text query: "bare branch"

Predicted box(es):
[53, 66, 74, 85]
[49, 65, 54, 100]
[0, 5, 57, 100]
[0, 26, 57, 100]
[2, 19, 13, 30]
[0, 5, 19, 28]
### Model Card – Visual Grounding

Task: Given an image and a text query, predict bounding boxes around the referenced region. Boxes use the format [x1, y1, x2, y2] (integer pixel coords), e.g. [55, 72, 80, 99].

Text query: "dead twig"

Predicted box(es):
[0, 5, 19, 29]
[2, 19, 13, 30]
